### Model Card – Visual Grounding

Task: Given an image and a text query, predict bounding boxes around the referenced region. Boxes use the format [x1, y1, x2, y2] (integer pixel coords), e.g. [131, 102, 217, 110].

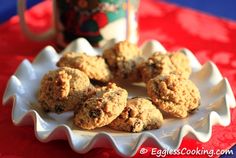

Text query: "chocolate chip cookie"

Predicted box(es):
[103, 41, 143, 82]
[139, 51, 191, 83]
[109, 97, 163, 132]
[74, 83, 128, 130]
[147, 74, 200, 118]
[38, 67, 93, 113]
[57, 52, 112, 82]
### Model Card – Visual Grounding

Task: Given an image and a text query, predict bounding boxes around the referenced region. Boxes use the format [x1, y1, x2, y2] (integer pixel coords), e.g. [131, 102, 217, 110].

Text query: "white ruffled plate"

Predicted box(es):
[2, 38, 235, 157]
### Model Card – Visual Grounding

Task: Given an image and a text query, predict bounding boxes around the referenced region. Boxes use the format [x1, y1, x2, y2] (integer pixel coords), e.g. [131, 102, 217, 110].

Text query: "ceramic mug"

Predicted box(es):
[18, 0, 139, 47]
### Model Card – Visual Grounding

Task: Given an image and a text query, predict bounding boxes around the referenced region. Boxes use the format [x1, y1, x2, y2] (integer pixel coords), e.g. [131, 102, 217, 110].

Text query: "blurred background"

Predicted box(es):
[0, 0, 235, 24]
[166, 0, 236, 21]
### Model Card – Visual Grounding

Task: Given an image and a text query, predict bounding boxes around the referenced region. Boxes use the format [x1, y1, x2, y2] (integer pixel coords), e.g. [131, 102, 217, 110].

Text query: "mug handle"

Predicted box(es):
[17, 0, 56, 41]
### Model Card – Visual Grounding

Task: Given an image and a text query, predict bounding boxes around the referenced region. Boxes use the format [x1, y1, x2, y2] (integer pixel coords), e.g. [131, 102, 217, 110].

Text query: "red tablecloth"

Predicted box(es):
[0, 0, 236, 157]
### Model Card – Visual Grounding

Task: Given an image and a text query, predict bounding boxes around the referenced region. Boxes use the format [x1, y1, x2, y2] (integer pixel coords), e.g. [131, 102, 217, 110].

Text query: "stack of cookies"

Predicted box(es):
[38, 40, 200, 132]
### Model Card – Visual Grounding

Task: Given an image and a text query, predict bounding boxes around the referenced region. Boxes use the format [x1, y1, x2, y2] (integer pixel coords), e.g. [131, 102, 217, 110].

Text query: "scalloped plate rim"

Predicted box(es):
[2, 38, 236, 157]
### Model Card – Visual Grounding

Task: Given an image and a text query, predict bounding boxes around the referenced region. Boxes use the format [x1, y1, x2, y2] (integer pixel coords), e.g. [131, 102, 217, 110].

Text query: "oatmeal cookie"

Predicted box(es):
[38, 67, 93, 113]
[139, 51, 191, 83]
[74, 83, 128, 130]
[103, 40, 143, 82]
[169, 52, 191, 78]
[109, 97, 163, 132]
[57, 52, 112, 82]
[147, 74, 200, 118]
[138, 53, 174, 83]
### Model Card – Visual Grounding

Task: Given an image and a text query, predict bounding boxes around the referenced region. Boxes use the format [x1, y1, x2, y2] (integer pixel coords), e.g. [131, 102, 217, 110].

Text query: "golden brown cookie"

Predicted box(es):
[138, 51, 191, 83]
[57, 52, 112, 82]
[74, 83, 128, 130]
[169, 52, 191, 78]
[147, 74, 200, 118]
[38, 67, 93, 113]
[109, 97, 163, 132]
[138, 52, 174, 83]
[103, 41, 143, 82]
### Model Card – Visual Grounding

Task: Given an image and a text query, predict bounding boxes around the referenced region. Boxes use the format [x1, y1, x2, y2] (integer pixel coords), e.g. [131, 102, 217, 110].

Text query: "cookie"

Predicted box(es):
[38, 67, 93, 113]
[109, 97, 163, 132]
[147, 74, 200, 118]
[138, 52, 174, 83]
[138, 51, 191, 83]
[74, 83, 128, 130]
[169, 52, 191, 78]
[103, 40, 143, 82]
[57, 52, 112, 82]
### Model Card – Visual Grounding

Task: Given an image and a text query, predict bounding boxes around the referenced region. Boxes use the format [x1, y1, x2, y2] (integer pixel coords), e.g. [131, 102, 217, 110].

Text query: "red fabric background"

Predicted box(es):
[0, 0, 236, 157]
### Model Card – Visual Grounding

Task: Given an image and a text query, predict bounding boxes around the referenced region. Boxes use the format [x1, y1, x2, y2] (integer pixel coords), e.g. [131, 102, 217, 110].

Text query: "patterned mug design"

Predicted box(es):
[18, 0, 139, 47]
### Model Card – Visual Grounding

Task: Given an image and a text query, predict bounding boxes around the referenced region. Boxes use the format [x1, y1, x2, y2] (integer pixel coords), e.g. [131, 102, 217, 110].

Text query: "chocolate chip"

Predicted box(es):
[188, 108, 199, 114]
[131, 121, 141, 132]
[43, 107, 50, 113]
[127, 109, 132, 118]
[89, 109, 101, 118]
[123, 72, 129, 79]
[150, 62, 156, 68]
[55, 104, 65, 113]
[48, 77, 53, 81]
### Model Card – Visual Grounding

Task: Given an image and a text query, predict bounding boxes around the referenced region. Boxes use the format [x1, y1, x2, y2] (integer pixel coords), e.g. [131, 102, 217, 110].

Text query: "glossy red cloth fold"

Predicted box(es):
[0, 0, 236, 157]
